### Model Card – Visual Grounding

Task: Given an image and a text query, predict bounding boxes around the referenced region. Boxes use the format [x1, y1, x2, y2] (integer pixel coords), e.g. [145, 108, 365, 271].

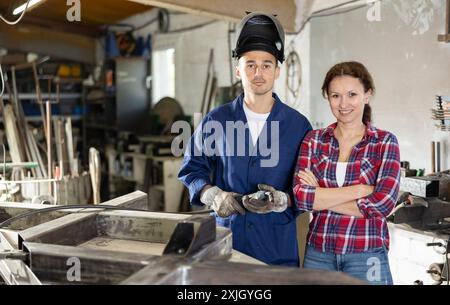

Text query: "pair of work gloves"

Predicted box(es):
[200, 184, 290, 218]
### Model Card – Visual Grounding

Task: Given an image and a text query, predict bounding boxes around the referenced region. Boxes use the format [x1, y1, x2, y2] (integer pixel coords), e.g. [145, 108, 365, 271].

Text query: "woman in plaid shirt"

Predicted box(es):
[293, 62, 401, 285]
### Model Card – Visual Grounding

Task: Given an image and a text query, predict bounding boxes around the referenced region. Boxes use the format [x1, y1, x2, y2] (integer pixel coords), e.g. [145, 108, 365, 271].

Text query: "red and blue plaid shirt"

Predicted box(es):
[293, 123, 401, 254]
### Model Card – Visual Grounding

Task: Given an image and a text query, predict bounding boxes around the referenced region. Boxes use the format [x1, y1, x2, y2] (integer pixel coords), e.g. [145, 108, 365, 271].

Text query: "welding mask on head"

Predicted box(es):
[232, 12, 285, 64]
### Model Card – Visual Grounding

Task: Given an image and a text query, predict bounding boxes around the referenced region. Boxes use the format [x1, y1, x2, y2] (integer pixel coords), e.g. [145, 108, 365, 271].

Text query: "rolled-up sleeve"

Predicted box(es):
[293, 131, 317, 212]
[178, 117, 216, 206]
[357, 134, 401, 218]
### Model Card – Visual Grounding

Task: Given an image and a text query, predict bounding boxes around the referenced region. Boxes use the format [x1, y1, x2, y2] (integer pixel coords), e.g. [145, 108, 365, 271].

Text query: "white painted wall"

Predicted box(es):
[309, 0, 450, 173]
[275, 22, 312, 119]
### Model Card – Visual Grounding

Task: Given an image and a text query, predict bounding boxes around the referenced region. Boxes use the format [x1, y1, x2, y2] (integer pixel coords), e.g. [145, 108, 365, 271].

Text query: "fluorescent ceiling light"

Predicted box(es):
[13, 0, 43, 16]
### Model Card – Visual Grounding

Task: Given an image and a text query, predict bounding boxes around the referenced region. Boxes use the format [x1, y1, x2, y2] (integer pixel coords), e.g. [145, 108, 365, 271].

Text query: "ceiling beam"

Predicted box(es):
[22, 16, 104, 38]
[128, 0, 297, 32]
[0, 23, 96, 64]
[309, 0, 367, 14]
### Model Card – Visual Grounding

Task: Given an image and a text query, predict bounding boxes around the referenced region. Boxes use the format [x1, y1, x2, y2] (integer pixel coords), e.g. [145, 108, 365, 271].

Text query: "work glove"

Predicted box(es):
[200, 186, 245, 218]
[242, 184, 289, 214]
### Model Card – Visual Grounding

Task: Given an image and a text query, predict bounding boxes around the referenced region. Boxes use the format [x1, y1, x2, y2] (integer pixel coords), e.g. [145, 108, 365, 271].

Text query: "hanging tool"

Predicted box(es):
[89, 148, 101, 205]
[65, 117, 77, 177]
[285, 50, 302, 103]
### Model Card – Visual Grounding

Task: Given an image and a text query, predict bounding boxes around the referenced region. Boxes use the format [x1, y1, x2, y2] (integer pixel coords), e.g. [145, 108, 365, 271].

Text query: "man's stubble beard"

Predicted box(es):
[249, 82, 274, 96]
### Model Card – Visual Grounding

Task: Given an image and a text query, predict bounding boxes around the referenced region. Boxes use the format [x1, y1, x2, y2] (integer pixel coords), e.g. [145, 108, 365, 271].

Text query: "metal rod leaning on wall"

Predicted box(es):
[438, 0, 450, 42]
[32, 62, 47, 134]
[10, 67, 36, 178]
[10, 67, 24, 158]
[16, 67, 46, 177]
[46, 100, 52, 194]
[89, 148, 100, 205]
[200, 49, 214, 118]
[5, 64, 47, 178]
[432, 141, 436, 173]
[437, 141, 441, 173]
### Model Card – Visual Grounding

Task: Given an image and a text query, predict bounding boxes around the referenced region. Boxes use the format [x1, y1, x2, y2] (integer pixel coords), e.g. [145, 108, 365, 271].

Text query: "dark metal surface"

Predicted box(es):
[163, 216, 216, 256]
[18, 212, 98, 248]
[116, 58, 150, 133]
[120, 256, 186, 285]
[189, 228, 232, 262]
[389, 198, 450, 230]
[389, 205, 425, 226]
[128, 260, 366, 285]
[96, 211, 189, 243]
[163, 222, 195, 255]
[393, 174, 450, 232]
[422, 198, 450, 230]
[23, 242, 154, 285]
[400, 175, 450, 200]
[1, 190, 368, 285]
[16, 208, 232, 284]
[11, 191, 148, 248]
[0, 202, 69, 231]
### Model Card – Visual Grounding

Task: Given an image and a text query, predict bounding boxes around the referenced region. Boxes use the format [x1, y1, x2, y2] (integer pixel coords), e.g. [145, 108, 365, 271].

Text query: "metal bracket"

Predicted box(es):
[162, 216, 216, 256]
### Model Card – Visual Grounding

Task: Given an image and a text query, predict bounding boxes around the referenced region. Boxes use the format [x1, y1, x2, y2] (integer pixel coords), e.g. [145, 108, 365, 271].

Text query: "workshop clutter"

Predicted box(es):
[431, 95, 450, 131]
[105, 30, 152, 59]
[21, 172, 91, 205]
[56, 64, 82, 78]
[0, 58, 92, 205]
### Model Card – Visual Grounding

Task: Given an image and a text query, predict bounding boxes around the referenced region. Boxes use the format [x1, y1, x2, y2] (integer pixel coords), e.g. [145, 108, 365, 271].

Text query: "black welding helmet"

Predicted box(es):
[232, 12, 285, 63]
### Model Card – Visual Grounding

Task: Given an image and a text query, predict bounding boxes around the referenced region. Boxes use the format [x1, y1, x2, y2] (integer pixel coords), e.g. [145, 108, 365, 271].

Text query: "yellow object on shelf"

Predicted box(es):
[71, 65, 81, 77]
[57, 64, 82, 78]
[57, 64, 71, 77]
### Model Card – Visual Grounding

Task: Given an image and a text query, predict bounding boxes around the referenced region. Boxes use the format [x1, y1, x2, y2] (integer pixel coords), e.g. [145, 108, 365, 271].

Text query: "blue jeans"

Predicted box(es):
[303, 245, 393, 285]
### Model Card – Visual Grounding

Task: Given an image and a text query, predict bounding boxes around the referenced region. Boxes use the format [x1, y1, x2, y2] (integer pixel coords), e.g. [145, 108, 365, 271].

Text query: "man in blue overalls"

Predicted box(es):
[178, 12, 312, 266]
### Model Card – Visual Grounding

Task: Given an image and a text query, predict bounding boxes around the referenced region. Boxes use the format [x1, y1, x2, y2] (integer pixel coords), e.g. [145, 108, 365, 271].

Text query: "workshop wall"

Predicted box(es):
[275, 23, 312, 119]
[119, 1, 450, 174]
[121, 10, 234, 116]
[121, 9, 311, 119]
[309, 0, 450, 173]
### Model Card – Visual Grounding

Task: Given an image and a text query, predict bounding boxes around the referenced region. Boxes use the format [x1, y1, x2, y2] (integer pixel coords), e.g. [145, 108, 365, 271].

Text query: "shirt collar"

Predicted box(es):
[233, 92, 285, 121]
[322, 122, 379, 140]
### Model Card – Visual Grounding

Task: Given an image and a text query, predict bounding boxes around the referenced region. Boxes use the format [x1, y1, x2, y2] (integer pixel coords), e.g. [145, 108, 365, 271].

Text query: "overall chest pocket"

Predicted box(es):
[310, 154, 328, 181]
[359, 157, 380, 185]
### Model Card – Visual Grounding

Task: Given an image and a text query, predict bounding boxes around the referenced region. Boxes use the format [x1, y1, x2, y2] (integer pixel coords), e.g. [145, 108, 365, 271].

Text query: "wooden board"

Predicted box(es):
[2, 104, 26, 163]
